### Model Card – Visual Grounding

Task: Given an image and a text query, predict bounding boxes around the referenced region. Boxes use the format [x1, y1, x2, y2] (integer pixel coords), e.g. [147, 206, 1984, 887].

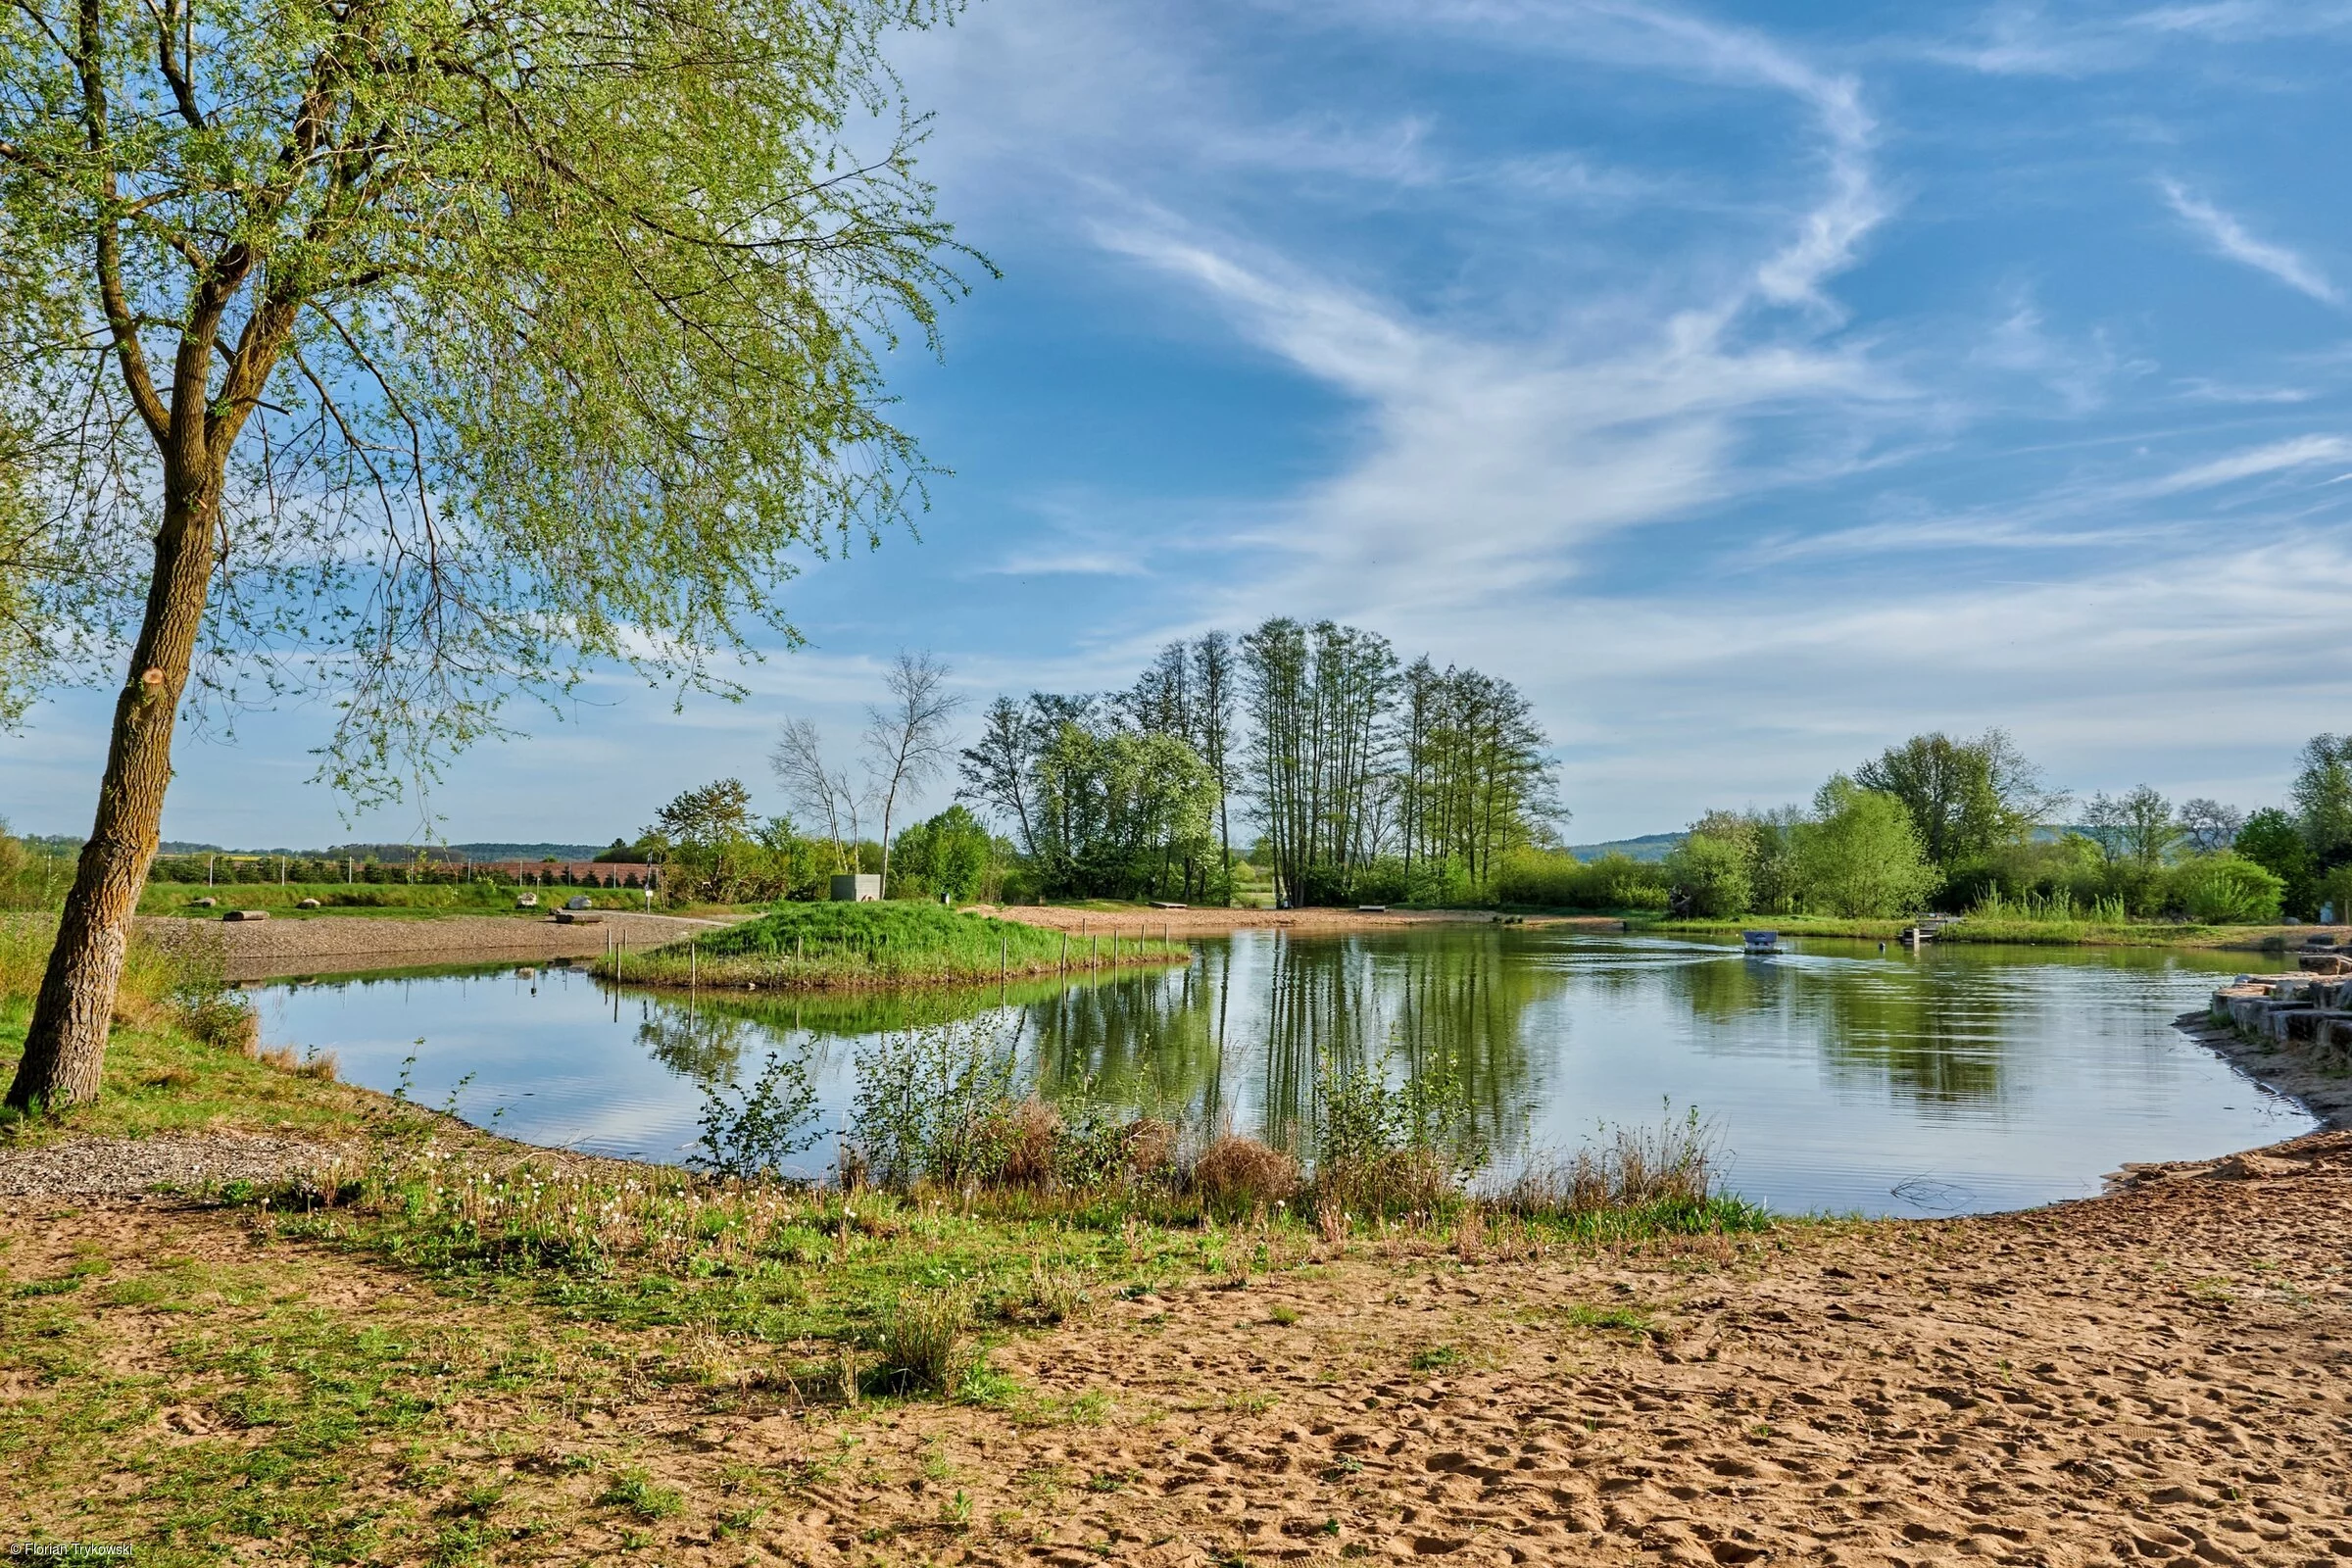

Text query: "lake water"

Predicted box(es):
[247, 928, 2311, 1217]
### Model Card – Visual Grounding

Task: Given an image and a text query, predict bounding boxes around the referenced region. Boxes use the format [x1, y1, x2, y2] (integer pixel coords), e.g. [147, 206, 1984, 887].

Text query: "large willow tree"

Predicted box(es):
[1, 0, 973, 1108]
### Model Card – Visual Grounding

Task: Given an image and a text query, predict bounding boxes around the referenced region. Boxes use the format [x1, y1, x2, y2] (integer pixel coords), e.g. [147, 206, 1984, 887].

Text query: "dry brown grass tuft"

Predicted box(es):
[991, 1098, 1064, 1187]
[1121, 1116, 1177, 1179]
[1318, 1147, 1459, 1219]
[258, 1047, 338, 1082]
[1494, 1113, 1717, 1216]
[1191, 1135, 1299, 1219]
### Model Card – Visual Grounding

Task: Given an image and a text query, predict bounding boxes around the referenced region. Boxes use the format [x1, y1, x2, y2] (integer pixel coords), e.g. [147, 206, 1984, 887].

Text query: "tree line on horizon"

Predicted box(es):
[1519, 729, 2344, 926]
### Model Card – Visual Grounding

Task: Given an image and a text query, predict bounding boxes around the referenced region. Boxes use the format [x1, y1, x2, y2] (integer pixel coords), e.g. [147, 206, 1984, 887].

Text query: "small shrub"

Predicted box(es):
[1312, 1053, 1484, 1217]
[2169, 854, 2285, 925]
[1190, 1136, 1299, 1220]
[693, 1050, 821, 1179]
[878, 1286, 972, 1395]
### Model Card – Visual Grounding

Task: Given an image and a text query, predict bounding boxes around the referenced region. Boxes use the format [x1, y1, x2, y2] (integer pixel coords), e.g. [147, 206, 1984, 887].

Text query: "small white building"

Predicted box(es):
[830, 874, 882, 902]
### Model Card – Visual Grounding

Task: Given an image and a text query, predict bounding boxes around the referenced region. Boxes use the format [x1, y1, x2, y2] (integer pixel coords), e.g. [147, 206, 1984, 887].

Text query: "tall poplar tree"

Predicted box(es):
[2, 0, 975, 1108]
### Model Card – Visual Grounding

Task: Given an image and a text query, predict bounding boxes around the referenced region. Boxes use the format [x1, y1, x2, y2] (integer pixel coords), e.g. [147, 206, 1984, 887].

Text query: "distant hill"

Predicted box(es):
[320, 842, 609, 862]
[1568, 832, 1683, 863]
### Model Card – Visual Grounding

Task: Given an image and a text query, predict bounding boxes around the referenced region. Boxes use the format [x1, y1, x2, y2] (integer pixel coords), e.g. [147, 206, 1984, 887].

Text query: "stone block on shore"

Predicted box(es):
[223, 909, 269, 922]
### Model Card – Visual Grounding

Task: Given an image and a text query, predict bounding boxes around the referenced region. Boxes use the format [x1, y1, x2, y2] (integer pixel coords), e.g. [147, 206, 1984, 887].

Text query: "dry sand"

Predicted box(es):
[742, 1134, 2352, 1565]
[11, 1130, 2351, 1562]
[141, 909, 728, 981]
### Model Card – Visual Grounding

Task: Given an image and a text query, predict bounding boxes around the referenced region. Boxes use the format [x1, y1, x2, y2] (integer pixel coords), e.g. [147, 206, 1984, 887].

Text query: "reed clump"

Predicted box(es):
[878, 1286, 974, 1395]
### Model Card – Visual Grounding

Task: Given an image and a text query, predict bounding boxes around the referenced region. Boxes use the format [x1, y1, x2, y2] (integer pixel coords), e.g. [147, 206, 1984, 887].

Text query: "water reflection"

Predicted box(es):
[251, 929, 2314, 1216]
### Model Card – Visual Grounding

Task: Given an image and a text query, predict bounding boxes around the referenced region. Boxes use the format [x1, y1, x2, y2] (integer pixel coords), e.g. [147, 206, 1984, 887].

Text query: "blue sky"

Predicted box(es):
[9, 0, 2352, 848]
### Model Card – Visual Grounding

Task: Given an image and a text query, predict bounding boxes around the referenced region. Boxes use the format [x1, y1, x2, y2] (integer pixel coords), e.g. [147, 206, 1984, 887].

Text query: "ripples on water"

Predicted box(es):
[250, 929, 2311, 1218]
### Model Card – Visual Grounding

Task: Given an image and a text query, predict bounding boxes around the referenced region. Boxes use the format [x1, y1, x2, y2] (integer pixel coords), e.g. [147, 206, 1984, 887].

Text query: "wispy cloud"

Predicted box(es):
[2160, 179, 2342, 306]
[2142, 433, 2352, 493]
[1968, 290, 2127, 413]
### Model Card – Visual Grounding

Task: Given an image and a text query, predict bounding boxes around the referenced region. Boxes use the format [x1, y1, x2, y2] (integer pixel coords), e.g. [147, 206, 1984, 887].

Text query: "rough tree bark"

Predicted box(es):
[9, 473, 220, 1107]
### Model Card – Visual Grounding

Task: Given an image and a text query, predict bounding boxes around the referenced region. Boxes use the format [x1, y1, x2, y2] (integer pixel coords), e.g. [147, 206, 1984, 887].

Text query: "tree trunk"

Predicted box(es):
[7, 479, 215, 1110]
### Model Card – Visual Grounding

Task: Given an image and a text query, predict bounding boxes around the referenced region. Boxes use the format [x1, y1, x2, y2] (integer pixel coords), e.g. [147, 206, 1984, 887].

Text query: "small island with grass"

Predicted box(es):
[590, 902, 1191, 991]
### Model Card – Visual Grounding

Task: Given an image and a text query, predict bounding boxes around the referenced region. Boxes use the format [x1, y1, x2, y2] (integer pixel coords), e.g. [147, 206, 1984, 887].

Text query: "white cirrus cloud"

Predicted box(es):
[2142, 433, 2352, 494]
[2160, 178, 2342, 306]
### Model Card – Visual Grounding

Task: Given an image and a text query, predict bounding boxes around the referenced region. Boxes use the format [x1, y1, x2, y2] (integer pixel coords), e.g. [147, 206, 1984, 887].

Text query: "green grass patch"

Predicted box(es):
[596, 902, 1188, 991]
[1563, 1301, 1658, 1335]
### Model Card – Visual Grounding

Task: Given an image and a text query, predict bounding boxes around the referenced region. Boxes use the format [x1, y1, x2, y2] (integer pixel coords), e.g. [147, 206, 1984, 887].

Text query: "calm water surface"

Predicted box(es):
[249, 928, 2310, 1217]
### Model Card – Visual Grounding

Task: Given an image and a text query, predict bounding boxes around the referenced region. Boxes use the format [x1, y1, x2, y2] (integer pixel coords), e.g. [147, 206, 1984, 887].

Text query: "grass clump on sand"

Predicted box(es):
[595, 902, 1189, 991]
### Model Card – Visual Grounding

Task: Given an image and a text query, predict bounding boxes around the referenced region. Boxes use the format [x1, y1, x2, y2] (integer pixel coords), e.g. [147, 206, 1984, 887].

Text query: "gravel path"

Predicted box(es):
[0, 1133, 350, 1199]
[137, 910, 731, 981]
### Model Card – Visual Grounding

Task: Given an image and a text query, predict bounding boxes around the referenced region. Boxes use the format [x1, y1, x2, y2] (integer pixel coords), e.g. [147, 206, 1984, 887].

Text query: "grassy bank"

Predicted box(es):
[594, 903, 1191, 991]
[1642, 912, 2296, 949]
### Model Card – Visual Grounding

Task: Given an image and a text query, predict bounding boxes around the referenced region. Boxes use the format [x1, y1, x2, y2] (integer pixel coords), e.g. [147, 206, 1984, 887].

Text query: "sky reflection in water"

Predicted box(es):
[250, 929, 2310, 1218]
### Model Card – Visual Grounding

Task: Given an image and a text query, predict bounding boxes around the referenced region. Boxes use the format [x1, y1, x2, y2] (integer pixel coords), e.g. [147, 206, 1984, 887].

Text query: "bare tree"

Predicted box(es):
[770, 719, 863, 875]
[863, 651, 967, 895]
[2179, 798, 2246, 855]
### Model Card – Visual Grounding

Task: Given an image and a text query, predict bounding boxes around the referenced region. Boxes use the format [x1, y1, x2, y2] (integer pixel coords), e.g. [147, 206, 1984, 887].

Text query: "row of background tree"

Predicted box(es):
[593, 620, 1556, 906]
[1523, 730, 2352, 925]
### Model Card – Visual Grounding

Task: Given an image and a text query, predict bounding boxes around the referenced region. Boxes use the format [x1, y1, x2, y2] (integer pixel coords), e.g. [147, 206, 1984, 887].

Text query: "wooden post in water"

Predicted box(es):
[689, 934, 697, 991]
[1000, 936, 1006, 983]
[1060, 932, 1068, 972]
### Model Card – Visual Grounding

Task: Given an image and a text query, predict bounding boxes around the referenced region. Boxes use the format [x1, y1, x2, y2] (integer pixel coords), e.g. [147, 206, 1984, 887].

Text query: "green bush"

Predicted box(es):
[1664, 831, 1751, 918]
[887, 805, 996, 901]
[1489, 850, 1668, 910]
[2167, 855, 2283, 924]
[1791, 778, 1937, 918]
